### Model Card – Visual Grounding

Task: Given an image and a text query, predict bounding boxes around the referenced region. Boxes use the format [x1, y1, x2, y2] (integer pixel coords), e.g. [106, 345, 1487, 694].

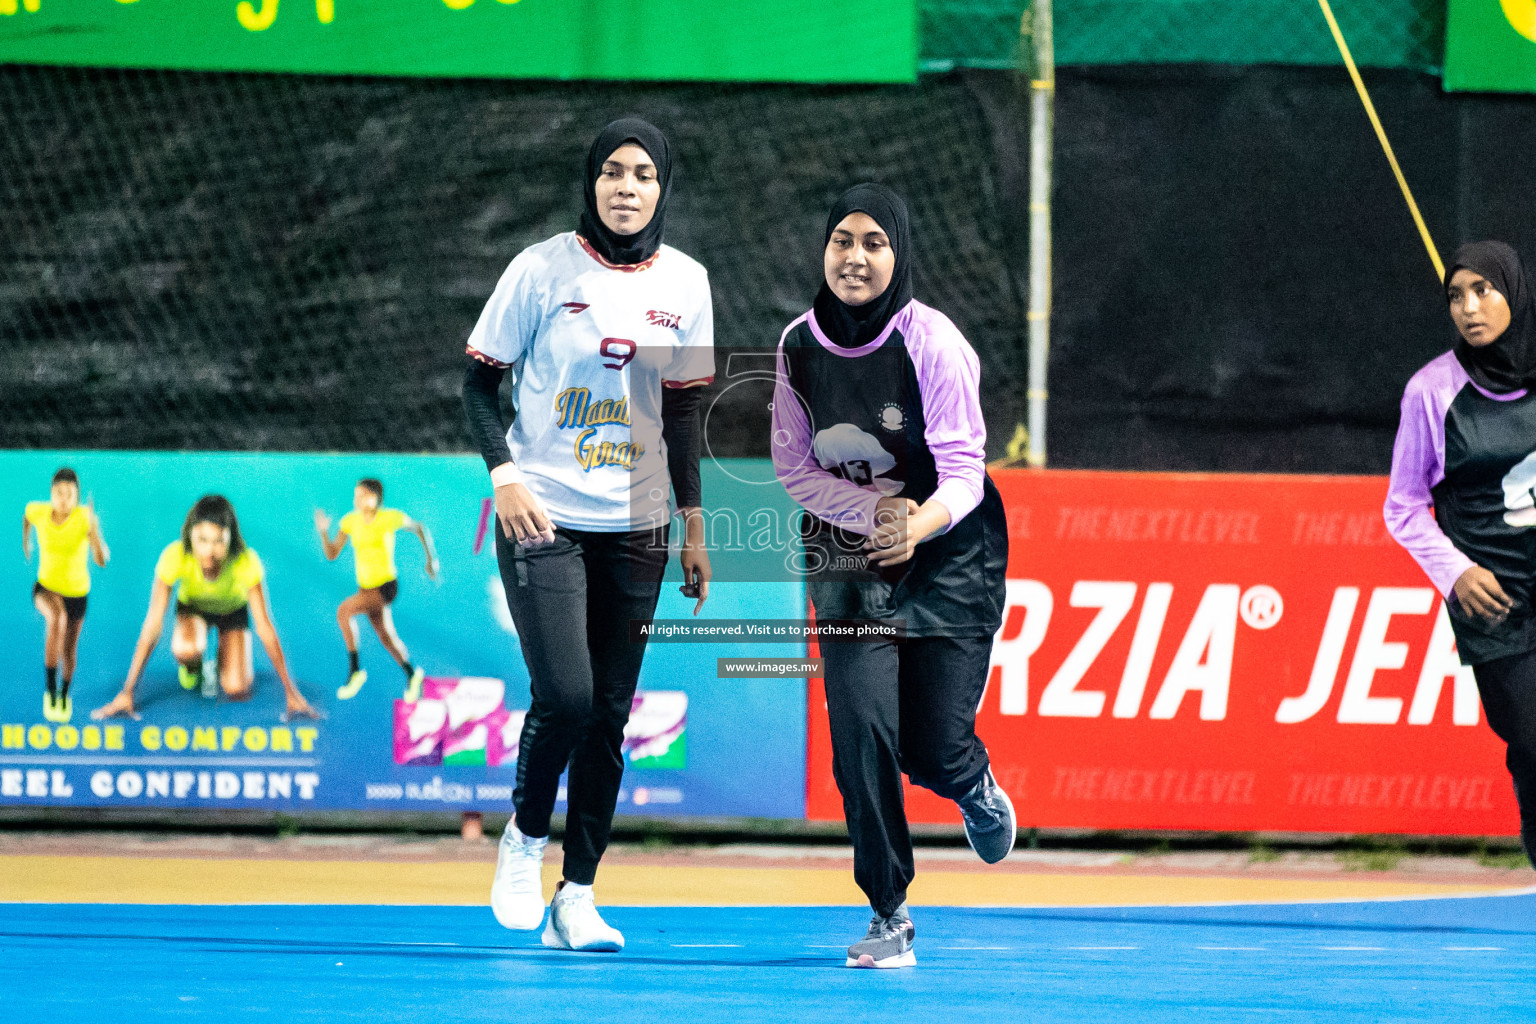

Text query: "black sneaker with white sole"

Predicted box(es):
[845, 905, 915, 968]
[957, 767, 1016, 865]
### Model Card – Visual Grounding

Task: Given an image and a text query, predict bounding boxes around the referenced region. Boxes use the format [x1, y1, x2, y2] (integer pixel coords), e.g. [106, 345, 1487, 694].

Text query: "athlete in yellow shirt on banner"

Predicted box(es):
[22, 468, 109, 723]
[315, 478, 439, 702]
[92, 494, 320, 721]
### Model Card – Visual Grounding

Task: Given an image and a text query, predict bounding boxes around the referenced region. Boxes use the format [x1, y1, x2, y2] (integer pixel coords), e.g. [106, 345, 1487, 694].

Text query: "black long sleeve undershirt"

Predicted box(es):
[662, 385, 703, 510]
[462, 357, 513, 473]
[464, 355, 704, 511]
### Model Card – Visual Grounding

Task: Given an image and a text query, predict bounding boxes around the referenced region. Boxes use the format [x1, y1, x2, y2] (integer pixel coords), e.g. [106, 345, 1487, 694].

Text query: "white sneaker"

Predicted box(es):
[490, 823, 548, 930]
[542, 882, 624, 952]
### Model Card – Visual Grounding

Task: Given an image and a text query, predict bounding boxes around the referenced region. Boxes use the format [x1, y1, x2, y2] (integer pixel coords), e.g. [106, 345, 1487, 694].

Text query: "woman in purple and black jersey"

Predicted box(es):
[771, 184, 1014, 968]
[1386, 240, 1536, 868]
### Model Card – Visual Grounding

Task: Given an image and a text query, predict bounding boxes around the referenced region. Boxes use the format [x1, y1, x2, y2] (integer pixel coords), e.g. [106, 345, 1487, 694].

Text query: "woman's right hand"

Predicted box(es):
[866, 497, 920, 563]
[91, 690, 139, 721]
[313, 509, 330, 534]
[494, 483, 556, 548]
[1453, 565, 1514, 625]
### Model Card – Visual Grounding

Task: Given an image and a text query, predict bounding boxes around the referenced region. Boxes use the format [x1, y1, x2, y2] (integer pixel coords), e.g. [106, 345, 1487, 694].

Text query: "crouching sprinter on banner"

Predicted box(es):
[1386, 241, 1536, 868]
[462, 118, 713, 952]
[771, 183, 1014, 968]
[92, 494, 320, 722]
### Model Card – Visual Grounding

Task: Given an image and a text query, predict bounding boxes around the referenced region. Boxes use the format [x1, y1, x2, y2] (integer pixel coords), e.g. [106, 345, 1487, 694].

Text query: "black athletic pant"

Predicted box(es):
[1472, 650, 1536, 868]
[495, 520, 669, 885]
[821, 634, 993, 917]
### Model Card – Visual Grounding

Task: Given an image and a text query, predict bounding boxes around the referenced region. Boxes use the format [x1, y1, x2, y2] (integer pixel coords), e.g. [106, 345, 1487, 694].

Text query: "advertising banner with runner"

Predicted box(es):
[2, 450, 806, 819]
[808, 469, 1518, 837]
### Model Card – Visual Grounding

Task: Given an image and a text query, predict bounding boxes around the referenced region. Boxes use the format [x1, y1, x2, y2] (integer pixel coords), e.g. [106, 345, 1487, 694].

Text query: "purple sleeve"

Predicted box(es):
[1383, 360, 1475, 598]
[771, 326, 882, 535]
[906, 306, 986, 529]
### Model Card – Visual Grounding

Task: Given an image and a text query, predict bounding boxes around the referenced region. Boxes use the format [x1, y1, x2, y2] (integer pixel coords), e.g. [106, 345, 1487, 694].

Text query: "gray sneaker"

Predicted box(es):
[845, 905, 915, 968]
[957, 767, 1016, 864]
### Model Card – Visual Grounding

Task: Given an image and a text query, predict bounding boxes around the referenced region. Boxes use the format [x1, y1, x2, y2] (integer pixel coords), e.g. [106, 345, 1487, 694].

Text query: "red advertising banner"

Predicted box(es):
[806, 469, 1517, 836]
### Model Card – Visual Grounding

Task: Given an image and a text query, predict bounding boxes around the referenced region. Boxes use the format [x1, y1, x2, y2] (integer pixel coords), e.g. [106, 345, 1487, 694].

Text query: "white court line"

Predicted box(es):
[1443, 946, 1504, 951]
[1196, 946, 1265, 951]
[1070, 946, 1139, 951]
[1322, 946, 1386, 951]
[670, 944, 742, 948]
[866, 885, 1536, 914]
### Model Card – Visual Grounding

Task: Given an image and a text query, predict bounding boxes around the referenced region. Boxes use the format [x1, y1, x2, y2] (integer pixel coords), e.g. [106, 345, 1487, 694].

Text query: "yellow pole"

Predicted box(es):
[1315, 0, 1444, 283]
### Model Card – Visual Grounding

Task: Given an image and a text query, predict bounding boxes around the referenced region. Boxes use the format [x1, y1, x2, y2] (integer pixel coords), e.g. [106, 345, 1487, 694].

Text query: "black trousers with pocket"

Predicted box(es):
[1472, 649, 1536, 868]
[495, 520, 669, 886]
[821, 634, 994, 917]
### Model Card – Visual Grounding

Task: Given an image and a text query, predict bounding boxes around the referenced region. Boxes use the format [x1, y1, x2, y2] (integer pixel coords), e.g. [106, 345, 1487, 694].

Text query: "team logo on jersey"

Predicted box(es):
[1503, 451, 1536, 527]
[555, 387, 643, 472]
[561, 302, 590, 314]
[878, 403, 906, 433]
[575, 429, 644, 472]
[813, 423, 903, 496]
[555, 387, 631, 429]
[646, 309, 682, 331]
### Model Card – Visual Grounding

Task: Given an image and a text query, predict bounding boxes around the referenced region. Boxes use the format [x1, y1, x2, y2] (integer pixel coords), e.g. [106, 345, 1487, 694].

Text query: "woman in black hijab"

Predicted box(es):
[1450, 241, 1536, 393]
[463, 118, 716, 950]
[1386, 240, 1536, 868]
[577, 118, 674, 267]
[772, 184, 1013, 967]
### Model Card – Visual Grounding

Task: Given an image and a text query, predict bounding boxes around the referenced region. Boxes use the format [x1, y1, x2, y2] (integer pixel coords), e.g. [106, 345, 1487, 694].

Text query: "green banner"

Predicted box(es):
[1445, 0, 1536, 91]
[0, 0, 916, 83]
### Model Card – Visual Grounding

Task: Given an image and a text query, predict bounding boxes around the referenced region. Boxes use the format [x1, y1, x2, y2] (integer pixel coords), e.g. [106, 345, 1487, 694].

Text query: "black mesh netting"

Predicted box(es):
[0, 64, 1028, 455]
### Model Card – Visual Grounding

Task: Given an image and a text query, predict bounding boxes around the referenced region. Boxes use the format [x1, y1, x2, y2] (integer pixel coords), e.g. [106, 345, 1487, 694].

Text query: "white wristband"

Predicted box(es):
[490, 462, 525, 488]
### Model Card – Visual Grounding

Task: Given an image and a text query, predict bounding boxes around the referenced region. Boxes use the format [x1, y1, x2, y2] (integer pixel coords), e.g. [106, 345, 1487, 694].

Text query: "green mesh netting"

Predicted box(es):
[919, 0, 1445, 73]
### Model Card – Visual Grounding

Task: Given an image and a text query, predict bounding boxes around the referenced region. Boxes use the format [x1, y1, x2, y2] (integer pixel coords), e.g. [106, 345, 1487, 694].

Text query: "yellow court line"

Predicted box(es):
[0, 856, 1516, 907]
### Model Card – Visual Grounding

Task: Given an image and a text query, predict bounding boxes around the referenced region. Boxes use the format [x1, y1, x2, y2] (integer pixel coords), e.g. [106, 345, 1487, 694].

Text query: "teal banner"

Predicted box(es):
[2, 451, 807, 817]
[0, 0, 916, 83]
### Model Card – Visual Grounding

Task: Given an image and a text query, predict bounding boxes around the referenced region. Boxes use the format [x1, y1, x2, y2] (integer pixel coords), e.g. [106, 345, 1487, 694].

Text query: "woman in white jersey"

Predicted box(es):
[462, 118, 714, 953]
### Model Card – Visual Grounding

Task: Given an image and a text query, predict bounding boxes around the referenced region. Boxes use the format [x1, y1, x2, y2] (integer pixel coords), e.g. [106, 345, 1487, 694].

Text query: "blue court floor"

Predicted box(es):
[5, 894, 1535, 1022]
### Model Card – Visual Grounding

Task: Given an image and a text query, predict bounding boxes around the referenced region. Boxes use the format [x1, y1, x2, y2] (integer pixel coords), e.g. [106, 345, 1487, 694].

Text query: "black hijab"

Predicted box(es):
[812, 183, 913, 348]
[1448, 240, 1536, 393]
[577, 118, 672, 266]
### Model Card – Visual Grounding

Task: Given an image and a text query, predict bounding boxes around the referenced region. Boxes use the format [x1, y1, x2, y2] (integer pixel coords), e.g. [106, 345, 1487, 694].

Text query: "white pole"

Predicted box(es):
[1025, 0, 1053, 468]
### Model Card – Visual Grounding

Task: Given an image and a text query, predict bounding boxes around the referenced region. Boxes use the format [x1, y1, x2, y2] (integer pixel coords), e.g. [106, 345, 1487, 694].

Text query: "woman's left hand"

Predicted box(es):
[678, 510, 711, 615]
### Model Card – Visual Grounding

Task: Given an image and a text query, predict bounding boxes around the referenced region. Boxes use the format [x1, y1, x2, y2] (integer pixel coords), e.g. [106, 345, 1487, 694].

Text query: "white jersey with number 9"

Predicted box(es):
[466, 231, 715, 531]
